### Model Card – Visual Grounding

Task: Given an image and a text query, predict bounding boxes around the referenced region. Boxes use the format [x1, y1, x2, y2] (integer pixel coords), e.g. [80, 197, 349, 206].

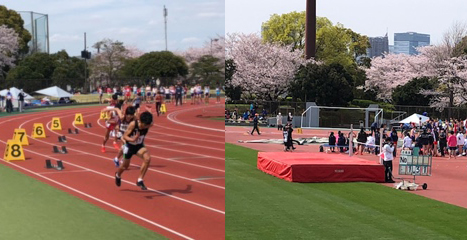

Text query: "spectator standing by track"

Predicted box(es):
[6, 91, 13, 113]
[18, 90, 24, 112]
[175, 83, 183, 106]
[276, 112, 283, 130]
[439, 129, 447, 157]
[382, 137, 395, 183]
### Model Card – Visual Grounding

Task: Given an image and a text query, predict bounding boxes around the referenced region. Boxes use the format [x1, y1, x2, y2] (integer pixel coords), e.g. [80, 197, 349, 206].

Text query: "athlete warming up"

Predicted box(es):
[115, 111, 154, 190]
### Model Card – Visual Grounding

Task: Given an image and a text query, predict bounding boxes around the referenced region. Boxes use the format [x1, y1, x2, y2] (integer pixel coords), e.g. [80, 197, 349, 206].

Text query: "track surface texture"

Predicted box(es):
[226, 126, 467, 209]
[1, 101, 225, 240]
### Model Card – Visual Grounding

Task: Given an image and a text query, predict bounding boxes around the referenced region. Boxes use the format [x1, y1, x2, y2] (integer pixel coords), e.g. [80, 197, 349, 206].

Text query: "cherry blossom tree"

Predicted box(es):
[226, 33, 310, 101]
[364, 53, 419, 101]
[364, 45, 467, 110]
[180, 37, 225, 65]
[0, 25, 19, 72]
[179, 37, 225, 86]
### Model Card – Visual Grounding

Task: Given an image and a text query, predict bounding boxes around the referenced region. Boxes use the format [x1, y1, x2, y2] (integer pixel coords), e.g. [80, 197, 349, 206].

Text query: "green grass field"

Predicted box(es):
[0, 105, 164, 239]
[226, 143, 467, 240]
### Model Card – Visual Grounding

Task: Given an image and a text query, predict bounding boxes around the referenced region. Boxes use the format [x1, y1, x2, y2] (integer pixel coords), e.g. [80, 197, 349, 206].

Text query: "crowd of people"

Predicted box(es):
[325, 117, 467, 160]
[98, 83, 222, 113]
[225, 104, 268, 122]
[0, 90, 26, 113]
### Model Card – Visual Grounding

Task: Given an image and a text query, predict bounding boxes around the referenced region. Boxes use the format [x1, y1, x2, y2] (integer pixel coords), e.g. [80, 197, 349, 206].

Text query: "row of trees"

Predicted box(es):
[227, 11, 467, 113]
[226, 12, 370, 107]
[0, 5, 224, 93]
[365, 23, 467, 110]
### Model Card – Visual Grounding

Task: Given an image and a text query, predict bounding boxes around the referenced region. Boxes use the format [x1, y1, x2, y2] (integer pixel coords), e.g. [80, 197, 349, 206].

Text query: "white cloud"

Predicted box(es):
[50, 33, 81, 42]
[197, 12, 225, 18]
[181, 37, 201, 44]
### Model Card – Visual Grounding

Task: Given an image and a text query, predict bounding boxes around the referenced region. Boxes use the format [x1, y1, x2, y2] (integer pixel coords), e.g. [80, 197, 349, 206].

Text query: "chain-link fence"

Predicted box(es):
[226, 100, 467, 128]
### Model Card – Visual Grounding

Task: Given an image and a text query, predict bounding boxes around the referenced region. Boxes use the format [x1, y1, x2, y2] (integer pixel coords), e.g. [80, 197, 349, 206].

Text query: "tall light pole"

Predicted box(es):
[305, 0, 316, 59]
[163, 5, 168, 51]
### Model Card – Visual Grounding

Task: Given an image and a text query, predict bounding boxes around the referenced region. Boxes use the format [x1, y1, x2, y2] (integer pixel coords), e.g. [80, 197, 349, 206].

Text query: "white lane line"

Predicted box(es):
[37, 170, 91, 174]
[0, 157, 194, 240]
[16, 112, 225, 210]
[45, 118, 225, 189]
[91, 118, 225, 161]
[167, 107, 224, 133]
[193, 177, 225, 181]
[1, 135, 225, 215]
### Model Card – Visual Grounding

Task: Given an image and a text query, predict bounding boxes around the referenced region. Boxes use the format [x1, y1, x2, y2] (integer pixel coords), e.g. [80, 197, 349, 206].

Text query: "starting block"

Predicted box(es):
[68, 128, 79, 134]
[84, 123, 92, 128]
[52, 146, 68, 154]
[58, 136, 67, 142]
[45, 159, 65, 170]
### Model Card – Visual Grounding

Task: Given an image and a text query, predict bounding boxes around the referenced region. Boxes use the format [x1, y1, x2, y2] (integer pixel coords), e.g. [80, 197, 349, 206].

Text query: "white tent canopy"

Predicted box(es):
[399, 113, 429, 126]
[0, 87, 34, 99]
[35, 86, 73, 98]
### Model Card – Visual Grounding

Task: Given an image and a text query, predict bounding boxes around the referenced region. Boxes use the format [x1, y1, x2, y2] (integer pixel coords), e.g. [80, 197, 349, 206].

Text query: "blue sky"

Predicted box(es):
[2, 0, 224, 56]
[226, 0, 467, 45]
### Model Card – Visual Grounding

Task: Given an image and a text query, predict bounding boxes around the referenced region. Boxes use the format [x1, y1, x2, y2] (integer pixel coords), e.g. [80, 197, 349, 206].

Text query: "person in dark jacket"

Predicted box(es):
[420, 128, 431, 155]
[337, 132, 346, 152]
[439, 129, 447, 157]
[374, 129, 381, 155]
[356, 128, 367, 155]
[250, 114, 260, 135]
[328, 132, 336, 152]
[390, 127, 399, 157]
[283, 124, 292, 151]
[283, 123, 295, 151]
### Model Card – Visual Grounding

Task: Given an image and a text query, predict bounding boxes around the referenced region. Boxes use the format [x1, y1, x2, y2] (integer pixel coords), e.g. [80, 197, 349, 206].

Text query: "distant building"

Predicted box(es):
[367, 34, 389, 58]
[389, 45, 394, 54]
[393, 32, 430, 55]
[18, 11, 49, 54]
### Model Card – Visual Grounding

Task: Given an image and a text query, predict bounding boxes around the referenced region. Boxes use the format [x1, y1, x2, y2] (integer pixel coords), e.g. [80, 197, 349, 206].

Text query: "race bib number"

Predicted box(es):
[135, 135, 145, 144]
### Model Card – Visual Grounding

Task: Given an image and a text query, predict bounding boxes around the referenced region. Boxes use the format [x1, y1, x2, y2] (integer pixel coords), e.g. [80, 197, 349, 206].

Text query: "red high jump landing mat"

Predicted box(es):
[257, 152, 385, 183]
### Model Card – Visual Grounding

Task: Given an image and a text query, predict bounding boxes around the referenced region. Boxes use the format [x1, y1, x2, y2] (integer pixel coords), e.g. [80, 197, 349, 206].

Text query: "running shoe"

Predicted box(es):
[113, 142, 120, 150]
[101, 146, 106, 153]
[115, 172, 121, 187]
[114, 157, 120, 167]
[136, 180, 147, 190]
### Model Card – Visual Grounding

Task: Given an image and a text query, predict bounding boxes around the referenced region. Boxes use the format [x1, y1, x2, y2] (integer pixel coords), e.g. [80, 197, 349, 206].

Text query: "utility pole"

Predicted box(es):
[164, 5, 168, 51]
[82, 33, 91, 93]
[84, 32, 87, 92]
[305, 0, 316, 59]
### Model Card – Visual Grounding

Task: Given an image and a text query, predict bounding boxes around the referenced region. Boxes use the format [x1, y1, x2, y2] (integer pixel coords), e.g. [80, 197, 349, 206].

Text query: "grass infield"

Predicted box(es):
[226, 143, 467, 240]
[0, 163, 164, 239]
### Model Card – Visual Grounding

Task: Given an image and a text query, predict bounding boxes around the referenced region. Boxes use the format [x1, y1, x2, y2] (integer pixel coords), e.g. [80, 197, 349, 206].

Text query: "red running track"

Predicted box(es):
[0, 101, 225, 239]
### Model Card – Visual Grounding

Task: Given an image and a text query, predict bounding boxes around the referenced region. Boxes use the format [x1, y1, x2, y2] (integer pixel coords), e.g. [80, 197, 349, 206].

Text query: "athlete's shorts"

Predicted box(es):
[147, 92, 151, 97]
[106, 122, 117, 130]
[123, 143, 144, 159]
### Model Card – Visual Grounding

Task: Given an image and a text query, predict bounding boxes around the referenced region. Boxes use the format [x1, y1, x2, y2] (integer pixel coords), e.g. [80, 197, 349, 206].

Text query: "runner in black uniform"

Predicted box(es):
[105, 106, 137, 167]
[115, 111, 153, 190]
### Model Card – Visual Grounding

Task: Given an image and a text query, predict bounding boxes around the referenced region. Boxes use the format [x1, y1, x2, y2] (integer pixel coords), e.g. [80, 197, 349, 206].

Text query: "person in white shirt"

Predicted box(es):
[457, 132, 465, 156]
[365, 133, 375, 153]
[204, 85, 210, 104]
[276, 112, 283, 130]
[383, 137, 395, 183]
[402, 133, 413, 150]
[463, 138, 467, 156]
